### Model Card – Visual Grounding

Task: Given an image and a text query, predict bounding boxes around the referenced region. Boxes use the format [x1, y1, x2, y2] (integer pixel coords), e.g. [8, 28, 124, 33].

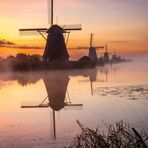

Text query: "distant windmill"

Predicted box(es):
[78, 33, 104, 61]
[103, 44, 110, 63]
[103, 44, 116, 63]
[19, 0, 82, 62]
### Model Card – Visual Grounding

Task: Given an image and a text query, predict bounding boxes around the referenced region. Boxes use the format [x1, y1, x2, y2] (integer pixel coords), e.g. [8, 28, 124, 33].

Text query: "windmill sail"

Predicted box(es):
[61, 24, 82, 30]
[90, 33, 93, 47]
[19, 25, 81, 32]
[19, 28, 48, 36]
[48, 0, 53, 26]
[19, 28, 47, 32]
[19, 24, 82, 36]
[78, 46, 104, 49]
[78, 34, 104, 50]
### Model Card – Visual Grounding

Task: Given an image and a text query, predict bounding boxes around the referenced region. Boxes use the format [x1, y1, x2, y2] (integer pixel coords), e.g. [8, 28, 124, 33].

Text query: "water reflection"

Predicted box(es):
[0, 61, 148, 146]
[19, 72, 84, 140]
[78, 65, 121, 95]
[100, 65, 121, 83]
[78, 69, 104, 95]
[0, 65, 120, 97]
[43, 73, 70, 111]
[0, 69, 105, 140]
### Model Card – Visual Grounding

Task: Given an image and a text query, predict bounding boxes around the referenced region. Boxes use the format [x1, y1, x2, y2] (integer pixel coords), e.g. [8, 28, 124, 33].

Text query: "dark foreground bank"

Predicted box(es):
[68, 121, 148, 148]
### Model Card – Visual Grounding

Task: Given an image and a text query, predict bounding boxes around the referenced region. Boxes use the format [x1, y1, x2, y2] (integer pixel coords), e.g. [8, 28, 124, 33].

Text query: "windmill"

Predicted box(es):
[102, 44, 110, 63]
[102, 44, 117, 63]
[78, 33, 104, 61]
[19, 0, 82, 62]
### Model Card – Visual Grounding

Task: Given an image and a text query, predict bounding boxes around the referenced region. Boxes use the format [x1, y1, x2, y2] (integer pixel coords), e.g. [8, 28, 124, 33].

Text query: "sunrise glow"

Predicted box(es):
[0, 0, 148, 57]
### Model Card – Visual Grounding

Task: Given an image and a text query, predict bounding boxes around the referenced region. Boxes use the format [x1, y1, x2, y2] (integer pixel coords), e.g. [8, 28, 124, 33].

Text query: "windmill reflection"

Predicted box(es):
[79, 69, 104, 95]
[43, 73, 69, 140]
[21, 72, 83, 140]
[43, 74, 70, 111]
[78, 65, 121, 95]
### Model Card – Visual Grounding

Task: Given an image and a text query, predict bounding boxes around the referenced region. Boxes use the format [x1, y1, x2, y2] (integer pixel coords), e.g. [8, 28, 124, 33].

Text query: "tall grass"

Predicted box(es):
[69, 121, 148, 148]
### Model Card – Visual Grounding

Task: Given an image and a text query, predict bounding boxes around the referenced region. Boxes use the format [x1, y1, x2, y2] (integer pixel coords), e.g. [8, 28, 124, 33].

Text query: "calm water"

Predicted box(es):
[0, 55, 148, 148]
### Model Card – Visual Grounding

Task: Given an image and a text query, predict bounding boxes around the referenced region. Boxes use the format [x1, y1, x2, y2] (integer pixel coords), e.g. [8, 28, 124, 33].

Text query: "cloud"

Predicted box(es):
[107, 41, 130, 43]
[0, 39, 15, 46]
[0, 38, 43, 49]
[7, 45, 43, 50]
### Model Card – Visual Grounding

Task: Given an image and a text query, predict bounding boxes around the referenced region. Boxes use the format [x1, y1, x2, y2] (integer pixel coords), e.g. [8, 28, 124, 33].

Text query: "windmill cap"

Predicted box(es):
[47, 25, 64, 33]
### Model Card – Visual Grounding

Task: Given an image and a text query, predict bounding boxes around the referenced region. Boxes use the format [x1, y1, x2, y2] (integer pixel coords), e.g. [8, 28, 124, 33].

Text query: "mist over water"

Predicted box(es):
[0, 54, 148, 147]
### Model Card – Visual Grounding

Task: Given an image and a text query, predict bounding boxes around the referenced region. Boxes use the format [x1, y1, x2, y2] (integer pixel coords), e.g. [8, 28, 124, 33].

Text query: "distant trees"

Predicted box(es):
[15, 53, 42, 62]
[16, 53, 28, 61]
[0, 53, 43, 72]
[28, 54, 42, 62]
[6, 55, 15, 62]
[0, 53, 42, 63]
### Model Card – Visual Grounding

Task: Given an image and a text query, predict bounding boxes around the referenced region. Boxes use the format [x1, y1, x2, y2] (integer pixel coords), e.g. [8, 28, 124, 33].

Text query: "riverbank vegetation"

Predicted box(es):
[69, 121, 148, 148]
[0, 53, 42, 72]
[0, 53, 96, 72]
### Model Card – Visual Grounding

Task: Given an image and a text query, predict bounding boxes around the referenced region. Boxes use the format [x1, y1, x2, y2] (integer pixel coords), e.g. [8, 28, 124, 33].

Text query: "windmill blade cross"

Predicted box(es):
[19, 24, 81, 37]
[77, 33, 104, 50]
[77, 46, 104, 50]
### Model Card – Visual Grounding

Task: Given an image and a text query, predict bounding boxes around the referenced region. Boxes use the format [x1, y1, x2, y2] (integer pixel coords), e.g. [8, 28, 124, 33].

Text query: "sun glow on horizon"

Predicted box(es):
[0, 0, 148, 57]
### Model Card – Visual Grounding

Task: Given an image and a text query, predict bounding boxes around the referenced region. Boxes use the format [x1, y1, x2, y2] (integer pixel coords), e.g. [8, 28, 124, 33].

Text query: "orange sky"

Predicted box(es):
[0, 0, 148, 57]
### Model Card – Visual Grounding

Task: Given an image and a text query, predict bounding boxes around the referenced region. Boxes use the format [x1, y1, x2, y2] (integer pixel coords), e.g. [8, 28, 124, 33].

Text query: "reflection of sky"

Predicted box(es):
[0, 58, 148, 147]
[0, 0, 148, 55]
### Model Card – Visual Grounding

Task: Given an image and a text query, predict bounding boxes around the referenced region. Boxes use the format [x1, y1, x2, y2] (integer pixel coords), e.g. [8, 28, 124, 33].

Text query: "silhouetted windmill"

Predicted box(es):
[102, 44, 116, 63]
[103, 44, 110, 63]
[78, 33, 104, 61]
[19, 0, 82, 62]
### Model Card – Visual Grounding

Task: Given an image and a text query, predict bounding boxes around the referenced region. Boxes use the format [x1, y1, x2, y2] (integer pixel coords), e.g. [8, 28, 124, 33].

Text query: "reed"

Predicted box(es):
[69, 120, 148, 148]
